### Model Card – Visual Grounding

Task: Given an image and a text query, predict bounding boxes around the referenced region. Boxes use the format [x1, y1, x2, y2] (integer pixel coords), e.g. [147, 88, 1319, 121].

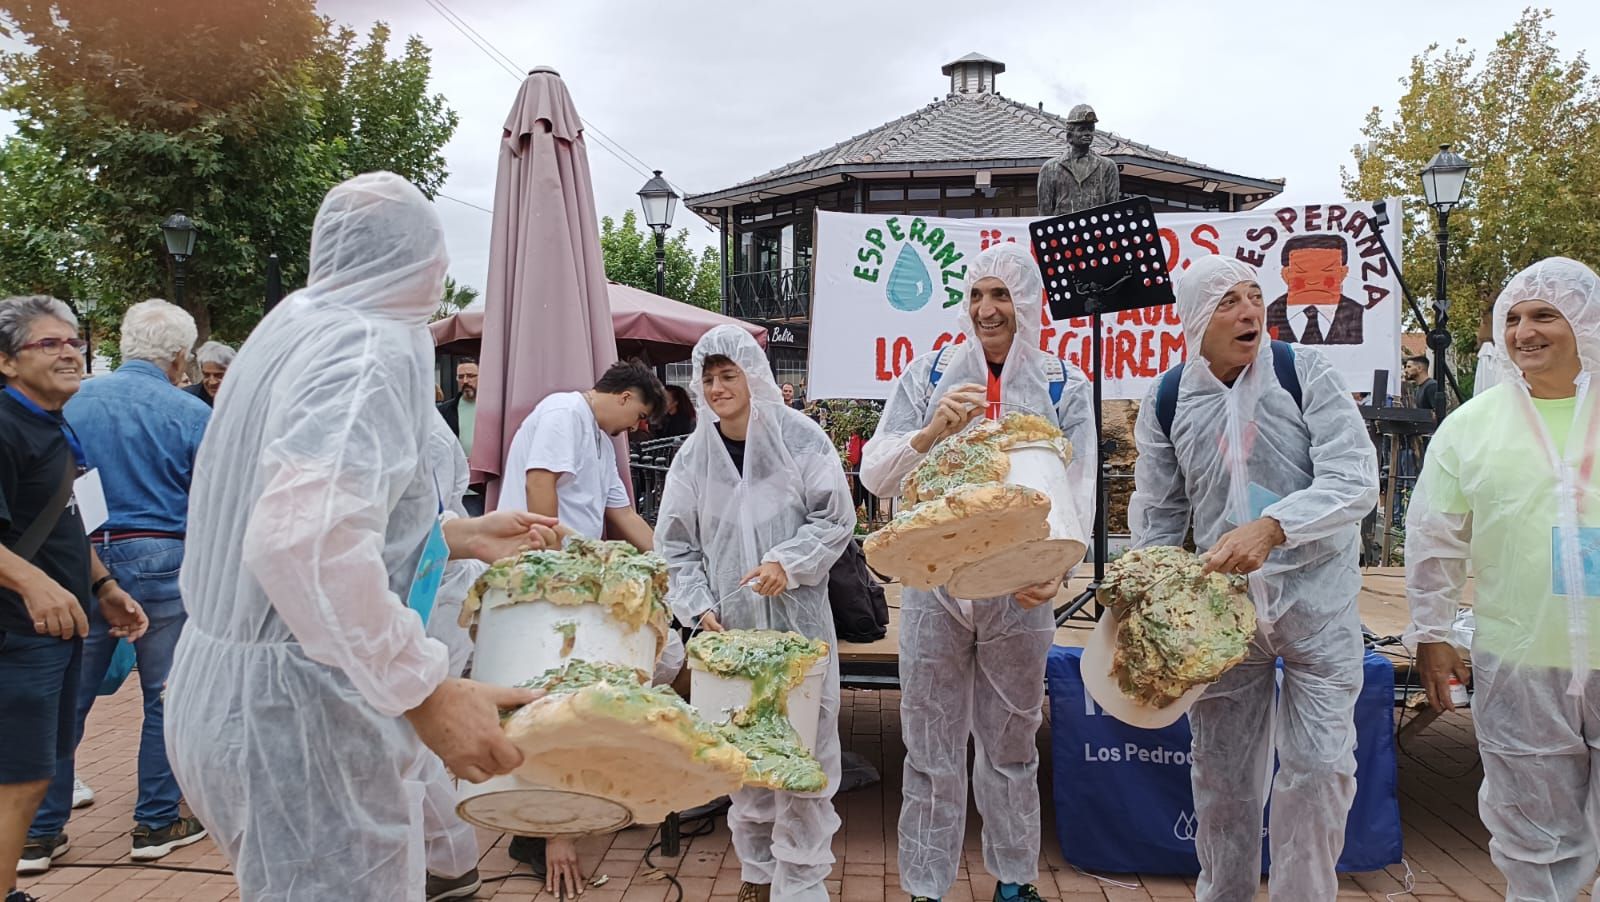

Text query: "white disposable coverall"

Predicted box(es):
[860, 242, 1096, 898]
[165, 173, 476, 900]
[657, 325, 855, 901]
[425, 413, 487, 678]
[1406, 257, 1600, 901]
[1128, 254, 1378, 902]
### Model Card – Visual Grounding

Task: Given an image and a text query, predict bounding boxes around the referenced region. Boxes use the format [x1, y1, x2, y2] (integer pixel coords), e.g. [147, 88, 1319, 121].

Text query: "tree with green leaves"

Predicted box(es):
[600, 209, 722, 312]
[0, 0, 458, 350]
[434, 275, 479, 321]
[0, 137, 89, 302]
[1342, 7, 1600, 388]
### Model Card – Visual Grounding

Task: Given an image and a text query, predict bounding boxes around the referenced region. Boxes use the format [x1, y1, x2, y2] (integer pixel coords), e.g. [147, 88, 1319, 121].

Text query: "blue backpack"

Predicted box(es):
[1155, 340, 1302, 438]
[928, 345, 1067, 406]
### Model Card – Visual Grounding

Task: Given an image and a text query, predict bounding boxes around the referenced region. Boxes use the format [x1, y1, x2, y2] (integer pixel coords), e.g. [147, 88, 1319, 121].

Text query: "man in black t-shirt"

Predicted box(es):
[0, 296, 146, 898]
[1404, 354, 1441, 419]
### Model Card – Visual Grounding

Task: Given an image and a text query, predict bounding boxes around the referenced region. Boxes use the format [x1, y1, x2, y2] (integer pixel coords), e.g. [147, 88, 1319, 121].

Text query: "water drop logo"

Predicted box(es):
[886, 244, 934, 311]
[849, 216, 970, 311]
[1172, 810, 1198, 842]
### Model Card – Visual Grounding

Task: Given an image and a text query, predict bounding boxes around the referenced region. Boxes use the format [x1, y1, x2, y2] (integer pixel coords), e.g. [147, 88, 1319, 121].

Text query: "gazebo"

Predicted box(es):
[686, 52, 1285, 380]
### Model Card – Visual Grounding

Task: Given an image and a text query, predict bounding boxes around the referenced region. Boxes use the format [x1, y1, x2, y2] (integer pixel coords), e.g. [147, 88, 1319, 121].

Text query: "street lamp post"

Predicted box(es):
[1418, 144, 1471, 422]
[161, 211, 198, 306]
[635, 167, 682, 854]
[637, 170, 679, 297]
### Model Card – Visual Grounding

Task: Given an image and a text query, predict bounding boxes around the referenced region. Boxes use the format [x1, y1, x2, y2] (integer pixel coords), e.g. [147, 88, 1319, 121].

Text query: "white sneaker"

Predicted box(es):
[72, 777, 94, 809]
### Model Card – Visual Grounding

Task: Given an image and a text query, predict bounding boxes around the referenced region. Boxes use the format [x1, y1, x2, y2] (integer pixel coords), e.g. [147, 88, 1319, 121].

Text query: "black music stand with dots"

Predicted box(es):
[1027, 196, 1177, 624]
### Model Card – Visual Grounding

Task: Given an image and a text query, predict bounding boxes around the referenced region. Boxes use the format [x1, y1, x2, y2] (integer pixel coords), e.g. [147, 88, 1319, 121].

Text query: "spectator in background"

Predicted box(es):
[656, 384, 696, 438]
[437, 358, 483, 515]
[781, 381, 805, 411]
[184, 341, 234, 408]
[1475, 306, 1502, 397]
[24, 299, 211, 874]
[1404, 354, 1440, 417]
[437, 358, 478, 441]
[1, 296, 148, 895]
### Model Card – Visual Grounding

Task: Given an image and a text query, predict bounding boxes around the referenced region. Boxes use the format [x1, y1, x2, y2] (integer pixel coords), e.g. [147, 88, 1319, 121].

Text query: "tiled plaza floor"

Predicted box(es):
[19, 679, 1530, 901]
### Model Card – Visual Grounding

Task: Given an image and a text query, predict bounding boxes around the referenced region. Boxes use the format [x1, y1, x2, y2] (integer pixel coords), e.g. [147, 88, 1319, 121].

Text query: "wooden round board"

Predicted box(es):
[456, 779, 634, 836]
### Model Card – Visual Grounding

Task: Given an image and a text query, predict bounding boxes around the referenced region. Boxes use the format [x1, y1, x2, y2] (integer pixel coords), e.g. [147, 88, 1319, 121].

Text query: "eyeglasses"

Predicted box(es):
[17, 337, 88, 357]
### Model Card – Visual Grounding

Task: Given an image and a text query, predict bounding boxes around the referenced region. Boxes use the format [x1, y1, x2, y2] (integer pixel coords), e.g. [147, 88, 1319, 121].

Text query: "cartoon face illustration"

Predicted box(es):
[1280, 236, 1349, 306]
[1266, 234, 1364, 346]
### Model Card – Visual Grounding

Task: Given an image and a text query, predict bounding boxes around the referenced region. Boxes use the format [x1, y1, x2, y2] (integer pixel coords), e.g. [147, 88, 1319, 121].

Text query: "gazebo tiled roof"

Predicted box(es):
[688, 52, 1283, 214]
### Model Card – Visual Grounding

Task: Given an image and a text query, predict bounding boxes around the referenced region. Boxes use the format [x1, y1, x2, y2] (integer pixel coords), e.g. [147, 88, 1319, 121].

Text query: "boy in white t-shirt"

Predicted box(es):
[499, 360, 664, 894]
[496, 360, 659, 548]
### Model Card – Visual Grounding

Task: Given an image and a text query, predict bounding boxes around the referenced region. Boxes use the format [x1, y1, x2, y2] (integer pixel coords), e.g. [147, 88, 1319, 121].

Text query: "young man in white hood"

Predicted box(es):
[657, 325, 855, 902]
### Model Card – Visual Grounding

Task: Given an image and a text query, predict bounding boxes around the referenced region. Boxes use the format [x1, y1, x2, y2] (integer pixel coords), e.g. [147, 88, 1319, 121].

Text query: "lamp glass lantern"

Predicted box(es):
[637, 170, 678, 232]
[161, 211, 198, 261]
[1419, 144, 1471, 214]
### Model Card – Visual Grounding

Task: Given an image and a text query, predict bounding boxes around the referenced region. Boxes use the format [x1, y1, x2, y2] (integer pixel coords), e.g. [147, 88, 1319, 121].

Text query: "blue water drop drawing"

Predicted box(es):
[886, 244, 934, 311]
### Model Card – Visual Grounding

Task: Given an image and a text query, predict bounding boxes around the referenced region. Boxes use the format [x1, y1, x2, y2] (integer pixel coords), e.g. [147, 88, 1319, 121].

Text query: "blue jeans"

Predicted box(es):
[29, 538, 187, 837]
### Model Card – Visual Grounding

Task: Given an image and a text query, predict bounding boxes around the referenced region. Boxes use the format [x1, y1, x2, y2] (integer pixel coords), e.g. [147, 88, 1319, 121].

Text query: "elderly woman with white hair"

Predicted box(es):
[184, 340, 235, 408]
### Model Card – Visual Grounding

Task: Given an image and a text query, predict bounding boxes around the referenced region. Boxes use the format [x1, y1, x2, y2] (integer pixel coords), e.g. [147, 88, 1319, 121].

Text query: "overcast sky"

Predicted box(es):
[10, 2, 1600, 294]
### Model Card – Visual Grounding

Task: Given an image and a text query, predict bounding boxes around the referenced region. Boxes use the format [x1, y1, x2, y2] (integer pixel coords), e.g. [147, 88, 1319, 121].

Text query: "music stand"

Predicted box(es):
[1027, 197, 1177, 624]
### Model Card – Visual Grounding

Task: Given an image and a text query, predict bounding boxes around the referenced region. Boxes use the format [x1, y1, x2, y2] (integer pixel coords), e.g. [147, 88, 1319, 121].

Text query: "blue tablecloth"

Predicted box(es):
[1047, 645, 1403, 874]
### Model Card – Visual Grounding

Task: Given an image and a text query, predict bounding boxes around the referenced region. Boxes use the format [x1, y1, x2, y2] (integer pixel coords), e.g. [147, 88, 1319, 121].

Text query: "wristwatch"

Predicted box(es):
[91, 575, 117, 596]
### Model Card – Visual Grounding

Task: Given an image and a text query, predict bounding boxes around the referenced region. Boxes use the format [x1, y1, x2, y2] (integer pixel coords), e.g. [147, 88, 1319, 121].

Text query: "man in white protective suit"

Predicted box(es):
[424, 412, 487, 680]
[164, 172, 562, 902]
[1128, 253, 1378, 901]
[657, 324, 856, 902]
[1407, 258, 1600, 902]
[861, 242, 1096, 902]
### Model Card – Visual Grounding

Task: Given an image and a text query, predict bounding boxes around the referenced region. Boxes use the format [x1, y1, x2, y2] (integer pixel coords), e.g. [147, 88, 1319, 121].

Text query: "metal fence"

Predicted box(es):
[629, 436, 685, 524]
[726, 267, 810, 321]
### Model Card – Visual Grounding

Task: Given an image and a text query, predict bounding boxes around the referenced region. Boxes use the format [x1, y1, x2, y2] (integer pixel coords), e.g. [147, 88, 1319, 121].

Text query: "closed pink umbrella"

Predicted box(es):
[471, 66, 620, 505]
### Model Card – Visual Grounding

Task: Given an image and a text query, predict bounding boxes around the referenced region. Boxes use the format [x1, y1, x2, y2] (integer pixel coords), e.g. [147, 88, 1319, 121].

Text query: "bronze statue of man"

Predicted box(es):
[1037, 104, 1120, 216]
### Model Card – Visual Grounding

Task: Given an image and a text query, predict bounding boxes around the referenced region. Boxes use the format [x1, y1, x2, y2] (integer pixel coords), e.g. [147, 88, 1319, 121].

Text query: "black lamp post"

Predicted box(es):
[635, 167, 683, 853]
[1418, 144, 1471, 421]
[637, 170, 679, 297]
[160, 211, 198, 306]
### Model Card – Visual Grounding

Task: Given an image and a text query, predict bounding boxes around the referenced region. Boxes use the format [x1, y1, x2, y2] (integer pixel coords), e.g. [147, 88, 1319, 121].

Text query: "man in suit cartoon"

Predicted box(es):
[1266, 235, 1364, 346]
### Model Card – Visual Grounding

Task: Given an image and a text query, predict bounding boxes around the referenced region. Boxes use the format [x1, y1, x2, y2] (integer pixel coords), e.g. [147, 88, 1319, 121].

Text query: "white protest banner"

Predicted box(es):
[808, 202, 1403, 400]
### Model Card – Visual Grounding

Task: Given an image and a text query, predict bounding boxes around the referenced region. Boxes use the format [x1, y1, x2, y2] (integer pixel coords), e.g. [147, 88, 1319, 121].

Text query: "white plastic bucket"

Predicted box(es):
[1005, 442, 1088, 558]
[472, 593, 657, 688]
[688, 655, 829, 753]
[945, 442, 1088, 599]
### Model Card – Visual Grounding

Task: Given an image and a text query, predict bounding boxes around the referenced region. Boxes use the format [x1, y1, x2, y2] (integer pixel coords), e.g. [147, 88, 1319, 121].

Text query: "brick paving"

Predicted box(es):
[17, 677, 1555, 901]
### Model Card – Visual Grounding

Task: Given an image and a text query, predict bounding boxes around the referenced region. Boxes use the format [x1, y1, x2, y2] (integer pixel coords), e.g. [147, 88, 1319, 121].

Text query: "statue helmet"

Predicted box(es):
[1065, 103, 1098, 126]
